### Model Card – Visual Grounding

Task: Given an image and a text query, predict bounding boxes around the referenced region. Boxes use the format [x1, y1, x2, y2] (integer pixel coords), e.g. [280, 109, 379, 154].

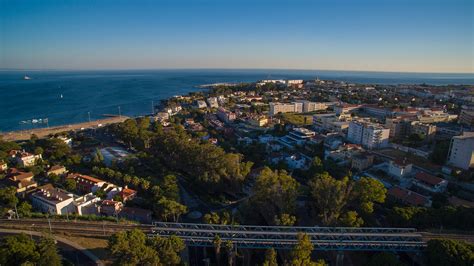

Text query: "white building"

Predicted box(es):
[447, 132, 474, 170]
[196, 100, 207, 109]
[31, 184, 75, 215]
[206, 97, 219, 108]
[73, 193, 101, 215]
[347, 122, 390, 149]
[388, 159, 413, 179]
[295, 100, 328, 112]
[278, 128, 316, 148]
[269, 102, 303, 115]
[9, 150, 42, 167]
[412, 172, 448, 194]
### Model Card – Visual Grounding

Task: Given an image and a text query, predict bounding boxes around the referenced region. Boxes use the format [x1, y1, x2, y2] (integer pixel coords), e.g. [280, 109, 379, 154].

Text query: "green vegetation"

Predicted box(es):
[387, 206, 474, 230]
[252, 167, 299, 224]
[308, 174, 386, 226]
[278, 113, 313, 126]
[289, 233, 326, 266]
[0, 234, 61, 266]
[108, 229, 185, 266]
[425, 239, 473, 266]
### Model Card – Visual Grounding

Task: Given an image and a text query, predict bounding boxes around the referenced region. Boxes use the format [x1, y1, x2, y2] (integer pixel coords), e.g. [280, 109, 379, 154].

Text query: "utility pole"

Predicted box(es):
[47, 216, 52, 233]
[151, 100, 154, 115]
[14, 202, 19, 219]
[118, 106, 121, 118]
[88, 111, 91, 123]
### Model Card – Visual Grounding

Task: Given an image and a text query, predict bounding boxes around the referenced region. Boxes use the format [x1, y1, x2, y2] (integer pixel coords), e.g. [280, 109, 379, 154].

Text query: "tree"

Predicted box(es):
[17, 201, 33, 218]
[156, 197, 188, 222]
[263, 248, 278, 266]
[339, 211, 363, 227]
[0, 186, 19, 208]
[37, 236, 62, 266]
[204, 212, 221, 224]
[162, 175, 180, 201]
[214, 235, 222, 266]
[274, 213, 296, 226]
[92, 148, 104, 166]
[108, 229, 160, 265]
[34, 147, 44, 156]
[352, 177, 386, 214]
[64, 178, 76, 191]
[253, 167, 299, 222]
[308, 175, 352, 225]
[289, 233, 322, 266]
[150, 235, 185, 266]
[0, 234, 39, 265]
[366, 252, 405, 266]
[308, 156, 324, 176]
[431, 140, 450, 165]
[425, 239, 474, 266]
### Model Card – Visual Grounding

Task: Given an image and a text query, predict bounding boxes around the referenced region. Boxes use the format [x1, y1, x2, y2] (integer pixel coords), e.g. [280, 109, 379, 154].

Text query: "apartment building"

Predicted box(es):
[269, 102, 303, 115]
[447, 132, 474, 170]
[459, 109, 474, 126]
[347, 121, 390, 149]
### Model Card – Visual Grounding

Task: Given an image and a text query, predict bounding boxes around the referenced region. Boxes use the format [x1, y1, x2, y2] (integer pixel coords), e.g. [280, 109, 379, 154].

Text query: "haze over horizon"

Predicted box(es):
[1, 0, 473, 73]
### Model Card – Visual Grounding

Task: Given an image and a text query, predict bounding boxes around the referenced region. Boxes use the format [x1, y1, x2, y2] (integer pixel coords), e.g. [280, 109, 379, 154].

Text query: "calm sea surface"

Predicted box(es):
[0, 69, 473, 131]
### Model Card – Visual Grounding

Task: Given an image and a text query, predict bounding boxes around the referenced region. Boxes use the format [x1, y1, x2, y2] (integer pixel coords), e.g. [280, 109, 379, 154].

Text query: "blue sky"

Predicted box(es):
[1, 0, 473, 73]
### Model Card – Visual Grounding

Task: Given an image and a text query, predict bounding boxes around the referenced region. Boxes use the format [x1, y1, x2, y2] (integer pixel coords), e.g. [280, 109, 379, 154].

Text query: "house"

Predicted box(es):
[119, 207, 153, 223]
[9, 150, 42, 167]
[196, 100, 207, 109]
[412, 172, 448, 193]
[47, 165, 68, 176]
[99, 200, 123, 216]
[73, 193, 101, 215]
[66, 173, 106, 193]
[0, 161, 7, 172]
[4, 168, 38, 193]
[387, 186, 431, 207]
[388, 159, 413, 179]
[206, 97, 219, 108]
[285, 153, 310, 170]
[30, 184, 75, 214]
[118, 186, 137, 202]
[351, 153, 374, 171]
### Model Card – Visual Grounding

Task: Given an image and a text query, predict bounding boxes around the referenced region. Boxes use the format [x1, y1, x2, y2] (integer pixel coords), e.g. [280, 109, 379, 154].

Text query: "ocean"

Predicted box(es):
[0, 69, 473, 132]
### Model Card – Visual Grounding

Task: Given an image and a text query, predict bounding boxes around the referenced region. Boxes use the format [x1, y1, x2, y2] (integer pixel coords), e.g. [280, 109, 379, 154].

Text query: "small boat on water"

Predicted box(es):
[23, 75, 32, 80]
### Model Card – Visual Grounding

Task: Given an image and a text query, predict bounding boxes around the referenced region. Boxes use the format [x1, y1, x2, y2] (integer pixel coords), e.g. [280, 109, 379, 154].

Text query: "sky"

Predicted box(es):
[1, 0, 473, 73]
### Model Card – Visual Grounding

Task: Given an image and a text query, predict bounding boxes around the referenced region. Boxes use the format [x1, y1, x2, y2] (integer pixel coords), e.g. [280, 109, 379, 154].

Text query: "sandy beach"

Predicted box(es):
[0, 116, 129, 141]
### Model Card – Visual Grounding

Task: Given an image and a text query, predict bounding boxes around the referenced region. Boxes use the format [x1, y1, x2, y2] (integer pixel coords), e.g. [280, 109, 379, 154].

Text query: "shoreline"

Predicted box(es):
[0, 116, 129, 141]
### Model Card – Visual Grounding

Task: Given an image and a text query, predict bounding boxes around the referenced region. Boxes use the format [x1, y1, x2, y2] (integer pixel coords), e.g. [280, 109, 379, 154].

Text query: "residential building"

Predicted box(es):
[295, 100, 328, 112]
[196, 100, 207, 109]
[217, 107, 236, 123]
[249, 116, 269, 127]
[412, 172, 448, 193]
[99, 200, 123, 216]
[286, 79, 304, 85]
[9, 150, 42, 167]
[31, 184, 75, 215]
[334, 103, 360, 115]
[351, 153, 374, 171]
[459, 109, 474, 126]
[206, 97, 219, 108]
[278, 128, 316, 148]
[285, 153, 310, 170]
[313, 113, 351, 133]
[385, 117, 412, 139]
[347, 121, 390, 149]
[387, 186, 432, 207]
[47, 165, 68, 176]
[66, 173, 106, 193]
[73, 193, 101, 215]
[118, 186, 137, 202]
[410, 122, 436, 140]
[388, 159, 413, 179]
[363, 105, 394, 118]
[0, 161, 7, 172]
[269, 102, 303, 115]
[4, 168, 37, 193]
[447, 132, 474, 170]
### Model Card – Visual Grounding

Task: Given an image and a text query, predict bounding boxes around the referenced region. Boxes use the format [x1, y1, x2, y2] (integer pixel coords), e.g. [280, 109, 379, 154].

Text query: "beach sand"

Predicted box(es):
[1, 116, 129, 141]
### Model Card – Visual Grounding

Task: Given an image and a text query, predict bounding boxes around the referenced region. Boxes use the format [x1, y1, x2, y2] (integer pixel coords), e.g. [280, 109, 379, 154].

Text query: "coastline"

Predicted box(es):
[0, 116, 129, 141]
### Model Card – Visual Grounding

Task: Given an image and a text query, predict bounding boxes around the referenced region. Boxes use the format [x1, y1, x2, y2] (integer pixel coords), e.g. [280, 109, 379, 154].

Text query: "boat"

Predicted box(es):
[23, 75, 32, 80]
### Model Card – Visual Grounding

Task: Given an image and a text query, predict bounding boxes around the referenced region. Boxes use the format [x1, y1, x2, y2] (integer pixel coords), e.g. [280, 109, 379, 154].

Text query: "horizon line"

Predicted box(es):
[1, 67, 473, 75]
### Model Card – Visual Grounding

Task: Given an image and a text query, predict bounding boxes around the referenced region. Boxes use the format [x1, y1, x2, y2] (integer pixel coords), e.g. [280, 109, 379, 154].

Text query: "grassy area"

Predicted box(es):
[280, 113, 313, 126]
[60, 235, 112, 264]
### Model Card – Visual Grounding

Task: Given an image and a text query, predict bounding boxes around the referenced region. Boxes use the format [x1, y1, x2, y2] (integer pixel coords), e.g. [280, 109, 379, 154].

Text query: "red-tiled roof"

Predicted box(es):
[68, 173, 104, 184]
[415, 172, 445, 186]
[388, 186, 430, 206]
